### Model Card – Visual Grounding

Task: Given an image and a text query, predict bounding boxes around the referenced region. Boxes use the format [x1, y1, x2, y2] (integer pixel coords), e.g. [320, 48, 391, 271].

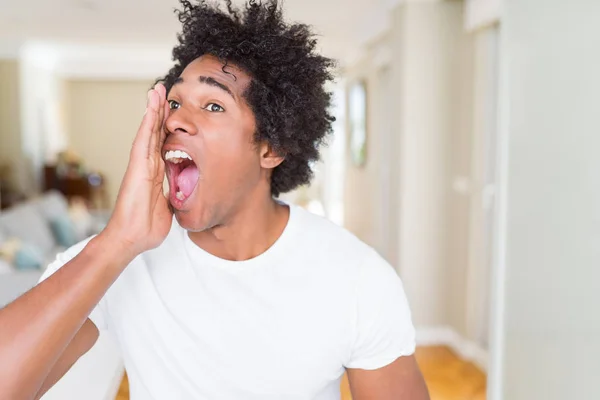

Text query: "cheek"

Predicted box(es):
[203, 125, 261, 178]
[204, 131, 256, 162]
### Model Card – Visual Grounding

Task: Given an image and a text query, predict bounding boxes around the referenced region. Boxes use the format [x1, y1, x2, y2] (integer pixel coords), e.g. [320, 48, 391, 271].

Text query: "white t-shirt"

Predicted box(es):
[40, 204, 415, 400]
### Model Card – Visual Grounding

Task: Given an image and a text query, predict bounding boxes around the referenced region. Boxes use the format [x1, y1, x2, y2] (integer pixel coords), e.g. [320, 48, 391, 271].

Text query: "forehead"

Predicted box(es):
[178, 55, 252, 93]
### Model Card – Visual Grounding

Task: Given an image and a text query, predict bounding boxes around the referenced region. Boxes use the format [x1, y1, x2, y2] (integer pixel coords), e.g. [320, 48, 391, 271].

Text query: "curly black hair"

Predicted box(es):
[157, 0, 336, 197]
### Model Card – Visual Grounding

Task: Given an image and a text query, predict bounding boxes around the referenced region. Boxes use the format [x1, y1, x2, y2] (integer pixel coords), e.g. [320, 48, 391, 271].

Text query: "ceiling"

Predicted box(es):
[0, 0, 395, 63]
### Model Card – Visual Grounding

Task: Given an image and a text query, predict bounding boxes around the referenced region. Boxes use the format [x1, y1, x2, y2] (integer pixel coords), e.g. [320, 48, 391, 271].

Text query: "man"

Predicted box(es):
[0, 1, 429, 399]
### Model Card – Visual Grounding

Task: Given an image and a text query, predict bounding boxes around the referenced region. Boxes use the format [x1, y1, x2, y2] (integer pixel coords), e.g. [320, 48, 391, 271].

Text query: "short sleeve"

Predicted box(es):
[345, 249, 416, 370]
[38, 236, 109, 332]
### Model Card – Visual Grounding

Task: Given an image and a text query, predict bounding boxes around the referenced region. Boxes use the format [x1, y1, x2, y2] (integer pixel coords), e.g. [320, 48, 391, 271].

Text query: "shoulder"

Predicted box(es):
[291, 205, 375, 257]
[290, 205, 395, 280]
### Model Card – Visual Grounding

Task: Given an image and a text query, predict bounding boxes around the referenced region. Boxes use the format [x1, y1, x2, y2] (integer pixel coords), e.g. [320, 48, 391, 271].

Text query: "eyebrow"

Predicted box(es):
[172, 76, 235, 99]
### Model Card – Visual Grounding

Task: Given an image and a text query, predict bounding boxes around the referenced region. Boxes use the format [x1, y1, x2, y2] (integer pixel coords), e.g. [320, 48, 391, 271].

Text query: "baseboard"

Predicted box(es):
[416, 326, 489, 372]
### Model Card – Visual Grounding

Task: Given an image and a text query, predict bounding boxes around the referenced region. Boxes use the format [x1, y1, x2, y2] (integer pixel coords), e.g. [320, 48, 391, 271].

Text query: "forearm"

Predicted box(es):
[0, 232, 134, 399]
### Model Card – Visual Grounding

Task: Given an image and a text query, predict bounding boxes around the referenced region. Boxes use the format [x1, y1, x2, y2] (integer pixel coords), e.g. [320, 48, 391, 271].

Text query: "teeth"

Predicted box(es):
[176, 191, 185, 200]
[165, 150, 192, 163]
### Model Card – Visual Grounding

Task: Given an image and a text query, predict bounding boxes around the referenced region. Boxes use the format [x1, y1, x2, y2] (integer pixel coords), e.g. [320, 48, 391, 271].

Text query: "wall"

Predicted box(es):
[445, 17, 478, 342]
[465, 0, 503, 31]
[5, 42, 172, 200]
[341, 1, 476, 335]
[393, 1, 474, 330]
[0, 60, 24, 191]
[462, 25, 499, 349]
[18, 43, 66, 195]
[492, 0, 600, 398]
[342, 42, 389, 251]
[319, 83, 347, 227]
[64, 80, 152, 206]
[341, 1, 477, 336]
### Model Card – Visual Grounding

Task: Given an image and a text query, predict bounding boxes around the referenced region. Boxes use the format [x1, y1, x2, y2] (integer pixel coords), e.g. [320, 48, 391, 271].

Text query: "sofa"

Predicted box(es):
[0, 190, 123, 400]
[0, 190, 109, 306]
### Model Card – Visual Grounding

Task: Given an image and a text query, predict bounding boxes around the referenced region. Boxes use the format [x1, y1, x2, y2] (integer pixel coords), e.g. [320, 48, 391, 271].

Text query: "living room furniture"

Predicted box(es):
[44, 164, 109, 210]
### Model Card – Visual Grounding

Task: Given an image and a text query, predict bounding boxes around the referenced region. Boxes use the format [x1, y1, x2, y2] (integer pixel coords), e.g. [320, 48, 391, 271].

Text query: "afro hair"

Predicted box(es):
[157, 0, 336, 197]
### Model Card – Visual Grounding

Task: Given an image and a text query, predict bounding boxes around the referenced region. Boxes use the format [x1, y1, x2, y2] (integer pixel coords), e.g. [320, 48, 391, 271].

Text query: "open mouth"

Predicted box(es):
[164, 150, 200, 204]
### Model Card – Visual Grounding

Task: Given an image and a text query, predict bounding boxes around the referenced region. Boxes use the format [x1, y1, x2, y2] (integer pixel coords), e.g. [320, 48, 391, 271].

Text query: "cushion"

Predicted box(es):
[13, 244, 44, 270]
[50, 216, 78, 247]
[68, 198, 95, 241]
[0, 238, 43, 271]
[34, 191, 70, 222]
[0, 203, 56, 255]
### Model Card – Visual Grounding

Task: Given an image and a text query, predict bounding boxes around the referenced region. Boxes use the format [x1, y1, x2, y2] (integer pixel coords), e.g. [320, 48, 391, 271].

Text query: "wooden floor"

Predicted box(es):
[116, 346, 486, 400]
[413, 346, 486, 400]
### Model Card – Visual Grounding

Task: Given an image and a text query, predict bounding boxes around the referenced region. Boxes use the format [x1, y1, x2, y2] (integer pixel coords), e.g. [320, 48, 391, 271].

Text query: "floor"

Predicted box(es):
[116, 346, 486, 400]
[413, 346, 486, 400]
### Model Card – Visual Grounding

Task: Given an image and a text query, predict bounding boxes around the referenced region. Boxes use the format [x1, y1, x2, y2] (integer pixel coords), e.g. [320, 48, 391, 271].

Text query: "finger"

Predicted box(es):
[132, 89, 158, 156]
[153, 83, 166, 134]
[149, 84, 166, 157]
[158, 89, 170, 152]
[148, 86, 162, 158]
[156, 82, 166, 105]
[162, 88, 170, 125]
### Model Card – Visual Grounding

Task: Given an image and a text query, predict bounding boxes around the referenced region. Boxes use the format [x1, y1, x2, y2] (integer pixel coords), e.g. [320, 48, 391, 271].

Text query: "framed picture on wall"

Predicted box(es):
[348, 79, 368, 167]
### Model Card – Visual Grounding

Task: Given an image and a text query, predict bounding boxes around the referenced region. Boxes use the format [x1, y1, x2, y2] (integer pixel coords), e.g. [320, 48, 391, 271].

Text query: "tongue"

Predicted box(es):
[177, 165, 199, 198]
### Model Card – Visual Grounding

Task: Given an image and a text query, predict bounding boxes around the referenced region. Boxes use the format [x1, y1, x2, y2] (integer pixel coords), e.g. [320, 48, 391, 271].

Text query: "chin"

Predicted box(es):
[172, 204, 214, 233]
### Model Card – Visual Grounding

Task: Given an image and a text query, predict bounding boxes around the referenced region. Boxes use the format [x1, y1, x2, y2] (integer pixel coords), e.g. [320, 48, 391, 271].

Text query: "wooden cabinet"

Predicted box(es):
[43, 165, 108, 209]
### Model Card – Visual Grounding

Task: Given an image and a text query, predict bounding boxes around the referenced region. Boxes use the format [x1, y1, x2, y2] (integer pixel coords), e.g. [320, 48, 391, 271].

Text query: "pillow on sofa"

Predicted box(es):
[14, 244, 44, 270]
[50, 215, 78, 247]
[68, 198, 95, 241]
[0, 203, 56, 256]
[34, 190, 70, 222]
[0, 238, 44, 271]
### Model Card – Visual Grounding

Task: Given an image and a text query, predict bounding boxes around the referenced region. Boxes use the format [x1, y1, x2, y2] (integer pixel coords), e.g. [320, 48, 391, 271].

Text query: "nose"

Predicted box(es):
[165, 108, 197, 137]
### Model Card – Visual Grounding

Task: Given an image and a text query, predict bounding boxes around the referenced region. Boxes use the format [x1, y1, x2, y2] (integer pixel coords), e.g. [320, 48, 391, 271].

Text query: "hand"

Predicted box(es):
[102, 83, 173, 258]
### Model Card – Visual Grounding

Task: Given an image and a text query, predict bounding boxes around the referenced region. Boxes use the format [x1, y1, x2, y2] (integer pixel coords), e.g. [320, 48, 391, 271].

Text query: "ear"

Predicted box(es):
[259, 142, 285, 169]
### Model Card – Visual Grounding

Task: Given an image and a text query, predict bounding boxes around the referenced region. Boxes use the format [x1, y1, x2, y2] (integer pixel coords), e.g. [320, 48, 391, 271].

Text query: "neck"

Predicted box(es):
[188, 194, 290, 262]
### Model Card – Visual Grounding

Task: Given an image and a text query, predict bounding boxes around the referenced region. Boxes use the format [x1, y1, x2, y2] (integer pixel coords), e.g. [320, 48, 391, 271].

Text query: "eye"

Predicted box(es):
[204, 103, 225, 112]
[168, 100, 180, 110]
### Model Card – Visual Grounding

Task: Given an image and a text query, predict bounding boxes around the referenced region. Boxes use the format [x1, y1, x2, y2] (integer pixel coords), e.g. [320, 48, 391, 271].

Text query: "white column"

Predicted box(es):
[393, 1, 473, 328]
[491, 0, 600, 398]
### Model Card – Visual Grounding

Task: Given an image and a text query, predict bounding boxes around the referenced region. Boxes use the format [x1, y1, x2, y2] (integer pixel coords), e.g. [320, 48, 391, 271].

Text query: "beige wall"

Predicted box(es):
[342, 52, 387, 251]
[445, 12, 477, 341]
[64, 80, 153, 206]
[0, 59, 24, 191]
[463, 26, 499, 348]
[394, 1, 474, 329]
[342, 1, 475, 333]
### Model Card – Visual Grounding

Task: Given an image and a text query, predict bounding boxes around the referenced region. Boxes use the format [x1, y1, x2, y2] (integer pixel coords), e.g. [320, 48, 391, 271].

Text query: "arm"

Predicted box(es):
[344, 249, 425, 399]
[0, 84, 172, 400]
[0, 232, 134, 399]
[33, 320, 99, 400]
[347, 355, 430, 400]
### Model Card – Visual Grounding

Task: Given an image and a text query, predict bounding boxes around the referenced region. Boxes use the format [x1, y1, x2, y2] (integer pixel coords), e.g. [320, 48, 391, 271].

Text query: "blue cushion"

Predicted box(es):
[13, 244, 44, 270]
[50, 216, 78, 247]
